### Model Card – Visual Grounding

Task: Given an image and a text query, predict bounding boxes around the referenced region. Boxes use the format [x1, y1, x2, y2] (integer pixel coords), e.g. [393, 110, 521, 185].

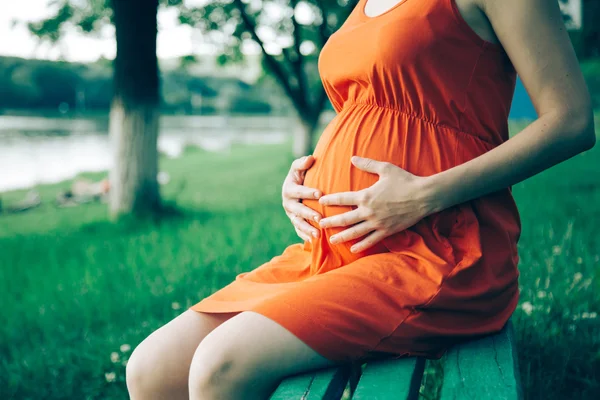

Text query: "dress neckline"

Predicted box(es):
[360, 0, 411, 20]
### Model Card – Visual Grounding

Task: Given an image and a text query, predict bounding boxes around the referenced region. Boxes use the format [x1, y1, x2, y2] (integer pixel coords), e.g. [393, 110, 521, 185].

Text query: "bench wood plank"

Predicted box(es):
[352, 357, 426, 400]
[440, 320, 523, 400]
[269, 365, 351, 400]
[270, 320, 522, 399]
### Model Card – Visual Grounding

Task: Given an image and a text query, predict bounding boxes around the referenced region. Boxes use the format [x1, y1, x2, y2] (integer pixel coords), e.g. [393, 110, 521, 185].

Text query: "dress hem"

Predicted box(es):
[189, 299, 441, 364]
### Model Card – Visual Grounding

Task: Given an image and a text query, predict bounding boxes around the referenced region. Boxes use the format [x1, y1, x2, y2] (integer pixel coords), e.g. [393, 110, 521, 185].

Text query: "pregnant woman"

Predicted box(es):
[127, 0, 595, 399]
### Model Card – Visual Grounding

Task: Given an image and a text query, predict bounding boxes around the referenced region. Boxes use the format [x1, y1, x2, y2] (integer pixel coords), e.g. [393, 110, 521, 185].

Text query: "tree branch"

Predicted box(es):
[313, 0, 331, 46]
[315, 84, 328, 116]
[288, 0, 307, 108]
[232, 0, 307, 112]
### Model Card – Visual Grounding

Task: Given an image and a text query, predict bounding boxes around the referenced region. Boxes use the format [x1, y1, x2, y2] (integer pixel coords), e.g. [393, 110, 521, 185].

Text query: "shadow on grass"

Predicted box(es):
[77, 203, 218, 236]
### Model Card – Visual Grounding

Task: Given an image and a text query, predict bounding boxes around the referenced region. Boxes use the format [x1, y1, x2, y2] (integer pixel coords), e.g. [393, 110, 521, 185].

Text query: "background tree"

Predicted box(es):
[27, 0, 168, 218]
[559, 0, 599, 58]
[177, 0, 357, 156]
[579, 0, 599, 58]
[26, 0, 356, 207]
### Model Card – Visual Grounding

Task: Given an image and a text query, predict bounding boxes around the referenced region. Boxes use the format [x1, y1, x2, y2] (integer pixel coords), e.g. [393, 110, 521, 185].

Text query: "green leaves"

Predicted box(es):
[27, 2, 74, 42]
[26, 0, 112, 41]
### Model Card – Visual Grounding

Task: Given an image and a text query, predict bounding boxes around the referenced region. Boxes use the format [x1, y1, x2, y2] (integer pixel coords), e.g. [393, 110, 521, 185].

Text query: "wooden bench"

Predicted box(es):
[269, 320, 522, 400]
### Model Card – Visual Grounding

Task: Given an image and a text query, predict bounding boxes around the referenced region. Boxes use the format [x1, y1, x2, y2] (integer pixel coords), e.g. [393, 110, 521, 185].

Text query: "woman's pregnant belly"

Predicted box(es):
[300, 104, 464, 271]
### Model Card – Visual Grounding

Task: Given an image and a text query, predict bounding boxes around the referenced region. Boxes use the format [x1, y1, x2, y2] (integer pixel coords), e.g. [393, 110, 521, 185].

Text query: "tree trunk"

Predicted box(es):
[109, 0, 161, 218]
[292, 115, 317, 158]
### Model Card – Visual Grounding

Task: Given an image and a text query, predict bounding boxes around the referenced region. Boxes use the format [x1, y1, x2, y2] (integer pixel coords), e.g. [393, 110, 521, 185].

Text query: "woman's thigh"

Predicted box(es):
[127, 309, 239, 399]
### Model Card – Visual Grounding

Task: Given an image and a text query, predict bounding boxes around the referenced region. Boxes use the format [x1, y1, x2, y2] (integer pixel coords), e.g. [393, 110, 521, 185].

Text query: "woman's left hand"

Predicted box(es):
[318, 156, 437, 253]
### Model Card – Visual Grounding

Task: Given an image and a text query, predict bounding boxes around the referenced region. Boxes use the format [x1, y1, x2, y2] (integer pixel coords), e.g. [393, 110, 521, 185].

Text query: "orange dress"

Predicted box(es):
[190, 0, 521, 363]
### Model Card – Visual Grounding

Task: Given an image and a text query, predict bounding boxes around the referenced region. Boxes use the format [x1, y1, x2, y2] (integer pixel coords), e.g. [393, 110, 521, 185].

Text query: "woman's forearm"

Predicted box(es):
[421, 109, 596, 214]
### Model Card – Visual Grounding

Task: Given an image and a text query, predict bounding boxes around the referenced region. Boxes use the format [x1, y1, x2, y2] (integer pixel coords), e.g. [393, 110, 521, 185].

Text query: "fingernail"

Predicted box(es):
[314, 191, 320, 198]
[350, 246, 358, 253]
[313, 215, 320, 222]
[312, 230, 319, 238]
[330, 236, 338, 244]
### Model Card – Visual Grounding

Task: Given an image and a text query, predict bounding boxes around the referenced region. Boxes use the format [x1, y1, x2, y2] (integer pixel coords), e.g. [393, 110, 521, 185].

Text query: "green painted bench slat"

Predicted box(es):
[269, 365, 353, 400]
[352, 356, 426, 400]
[440, 320, 523, 400]
[270, 318, 521, 399]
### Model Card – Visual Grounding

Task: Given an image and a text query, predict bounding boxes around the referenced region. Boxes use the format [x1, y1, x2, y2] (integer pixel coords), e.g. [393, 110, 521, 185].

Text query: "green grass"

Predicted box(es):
[1, 120, 599, 399]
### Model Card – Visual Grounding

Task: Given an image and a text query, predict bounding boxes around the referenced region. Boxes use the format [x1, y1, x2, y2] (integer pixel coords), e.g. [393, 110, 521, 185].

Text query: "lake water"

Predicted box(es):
[0, 114, 301, 193]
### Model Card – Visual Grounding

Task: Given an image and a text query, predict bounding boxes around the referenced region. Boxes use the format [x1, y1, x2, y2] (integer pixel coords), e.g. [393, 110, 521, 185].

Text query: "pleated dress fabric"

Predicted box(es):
[189, 0, 521, 363]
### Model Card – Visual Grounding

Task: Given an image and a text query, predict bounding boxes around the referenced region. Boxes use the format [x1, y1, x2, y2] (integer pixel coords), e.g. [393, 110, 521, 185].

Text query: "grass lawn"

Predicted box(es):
[1, 117, 599, 399]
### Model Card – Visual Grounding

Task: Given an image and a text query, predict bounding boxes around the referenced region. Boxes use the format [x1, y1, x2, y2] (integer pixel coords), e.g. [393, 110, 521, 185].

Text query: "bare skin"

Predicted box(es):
[126, 310, 239, 399]
[127, 309, 340, 400]
[128, 1, 595, 399]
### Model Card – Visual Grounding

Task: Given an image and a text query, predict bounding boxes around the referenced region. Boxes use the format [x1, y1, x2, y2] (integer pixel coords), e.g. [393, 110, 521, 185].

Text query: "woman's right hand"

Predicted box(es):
[282, 155, 322, 242]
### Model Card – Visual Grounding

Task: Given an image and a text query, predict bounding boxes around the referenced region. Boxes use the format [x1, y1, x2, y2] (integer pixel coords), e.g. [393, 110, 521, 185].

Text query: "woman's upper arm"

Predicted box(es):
[481, 0, 594, 136]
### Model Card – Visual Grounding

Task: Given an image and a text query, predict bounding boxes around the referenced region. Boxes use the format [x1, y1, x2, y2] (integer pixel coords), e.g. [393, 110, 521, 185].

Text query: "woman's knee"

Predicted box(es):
[126, 339, 161, 395]
[188, 334, 254, 398]
[187, 311, 336, 399]
[188, 317, 288, 399]
[126, 330, 195, 399]
[126, 310, 239, 398]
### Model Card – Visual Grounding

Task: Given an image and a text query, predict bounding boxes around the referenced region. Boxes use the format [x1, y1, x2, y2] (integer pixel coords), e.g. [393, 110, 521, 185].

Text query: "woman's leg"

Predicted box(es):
[188, 310, 343, 400]
[126, 309, 240, 400]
